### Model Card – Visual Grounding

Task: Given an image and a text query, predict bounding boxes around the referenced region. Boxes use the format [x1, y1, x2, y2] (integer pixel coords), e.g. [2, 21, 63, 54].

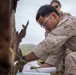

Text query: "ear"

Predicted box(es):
[51, 12, 57, 19]
[51, 12, 60, 23]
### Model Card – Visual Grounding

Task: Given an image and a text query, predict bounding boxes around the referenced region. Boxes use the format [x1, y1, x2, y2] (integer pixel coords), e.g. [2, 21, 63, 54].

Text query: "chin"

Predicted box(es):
[48, 29, 52, 32]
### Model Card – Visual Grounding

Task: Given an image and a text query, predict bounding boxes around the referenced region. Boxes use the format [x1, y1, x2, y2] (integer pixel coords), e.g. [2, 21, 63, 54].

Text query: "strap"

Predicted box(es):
[9, 48, 27, 63]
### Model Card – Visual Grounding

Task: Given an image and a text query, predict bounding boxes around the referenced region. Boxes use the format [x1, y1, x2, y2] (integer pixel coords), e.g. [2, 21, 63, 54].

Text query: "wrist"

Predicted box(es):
[22, 56, 26, 60]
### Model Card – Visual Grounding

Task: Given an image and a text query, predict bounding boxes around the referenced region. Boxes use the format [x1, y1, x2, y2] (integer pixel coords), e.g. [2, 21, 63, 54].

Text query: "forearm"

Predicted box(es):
[41, 63, 53, 68]
[24, 52, 39, 62]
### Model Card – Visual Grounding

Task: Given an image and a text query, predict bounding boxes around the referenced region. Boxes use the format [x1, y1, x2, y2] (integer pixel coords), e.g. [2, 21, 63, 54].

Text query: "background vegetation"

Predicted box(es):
[19, 44, 36, 55]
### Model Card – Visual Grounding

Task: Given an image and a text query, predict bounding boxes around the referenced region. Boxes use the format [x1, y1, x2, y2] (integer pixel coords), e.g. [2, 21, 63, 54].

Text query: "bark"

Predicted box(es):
[0, 0, 29, 74]
[0, 0, 12, 74]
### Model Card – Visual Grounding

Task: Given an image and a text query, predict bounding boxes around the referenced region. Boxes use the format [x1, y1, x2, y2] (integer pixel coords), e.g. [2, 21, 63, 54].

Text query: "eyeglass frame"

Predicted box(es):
[41, 14, 52, 28]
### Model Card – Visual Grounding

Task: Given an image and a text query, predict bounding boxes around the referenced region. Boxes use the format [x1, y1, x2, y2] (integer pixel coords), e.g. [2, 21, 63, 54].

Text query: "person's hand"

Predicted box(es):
[12, 56, 27, 75]
[18, 57, 26, 65]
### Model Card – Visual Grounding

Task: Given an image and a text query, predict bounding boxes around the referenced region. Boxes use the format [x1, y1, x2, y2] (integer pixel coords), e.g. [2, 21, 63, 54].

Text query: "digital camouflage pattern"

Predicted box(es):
[65, 52, 76, 75]
[32, 14, 76, 75]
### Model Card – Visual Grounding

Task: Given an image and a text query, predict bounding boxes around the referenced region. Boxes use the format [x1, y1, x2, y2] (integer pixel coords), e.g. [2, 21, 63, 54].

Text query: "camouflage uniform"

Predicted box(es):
[32, 13, 76, 75]
[65, 52, 76, 75]
[45, 12, 72, 55]
[45, 12, 73, 73]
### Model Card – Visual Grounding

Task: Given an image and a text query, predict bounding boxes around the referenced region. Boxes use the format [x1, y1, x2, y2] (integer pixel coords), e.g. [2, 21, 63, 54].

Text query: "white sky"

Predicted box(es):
[15, 0, 76, 44]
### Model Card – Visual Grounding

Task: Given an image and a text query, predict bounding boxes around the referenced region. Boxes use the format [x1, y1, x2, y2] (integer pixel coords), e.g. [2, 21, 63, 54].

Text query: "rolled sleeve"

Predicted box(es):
[32, 42, 49, 62]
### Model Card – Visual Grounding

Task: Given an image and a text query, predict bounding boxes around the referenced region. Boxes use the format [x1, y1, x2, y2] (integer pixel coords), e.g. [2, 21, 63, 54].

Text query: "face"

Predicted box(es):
[51, 2, 61, 14]
[37, 12, 60, 32]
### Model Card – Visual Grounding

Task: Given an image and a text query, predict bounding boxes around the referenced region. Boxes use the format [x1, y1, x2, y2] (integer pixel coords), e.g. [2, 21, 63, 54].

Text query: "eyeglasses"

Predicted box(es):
[53, 5, 59, 8]
[41, 15, 51, 28]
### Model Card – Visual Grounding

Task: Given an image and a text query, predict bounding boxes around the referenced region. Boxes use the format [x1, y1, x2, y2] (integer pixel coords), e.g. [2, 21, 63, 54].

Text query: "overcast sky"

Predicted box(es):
[15, 0, 76, 44]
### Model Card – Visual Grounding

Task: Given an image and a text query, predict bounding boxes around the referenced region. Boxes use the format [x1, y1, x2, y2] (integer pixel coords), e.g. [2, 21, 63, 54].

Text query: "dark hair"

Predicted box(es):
[50, 0, 61, 7]
[36, 5, 60, 21]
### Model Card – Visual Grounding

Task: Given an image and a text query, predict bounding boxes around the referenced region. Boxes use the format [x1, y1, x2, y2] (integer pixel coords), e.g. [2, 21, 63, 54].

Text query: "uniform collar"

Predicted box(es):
[57, 15, 68, 27]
